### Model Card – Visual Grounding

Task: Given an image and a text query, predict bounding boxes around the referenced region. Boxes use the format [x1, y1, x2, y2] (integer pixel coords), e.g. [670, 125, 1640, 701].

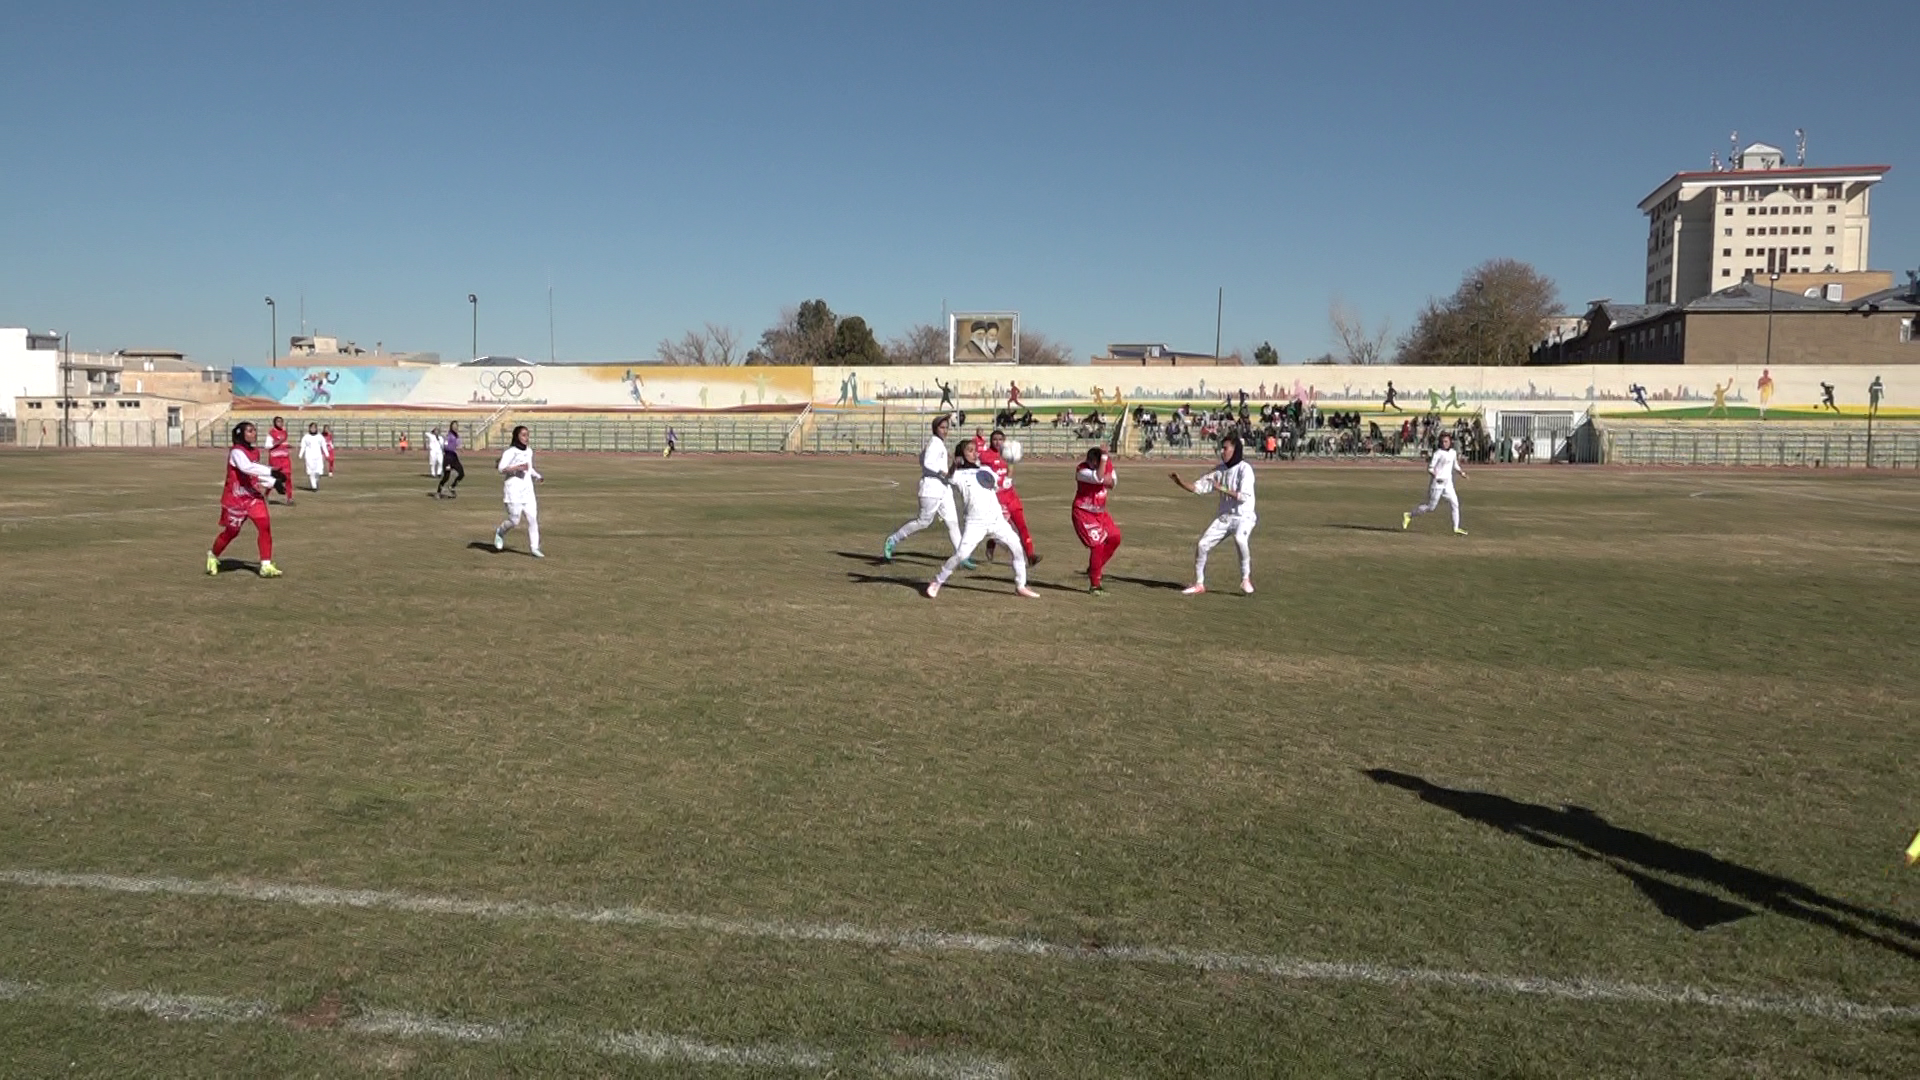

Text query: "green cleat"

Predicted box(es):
[1401, 512, 1411, 531]
[1453, 527, 1469, 536]
[205, 552, 219, 576]
[882, 537, 896, 561]
[961, 558, 977, 570]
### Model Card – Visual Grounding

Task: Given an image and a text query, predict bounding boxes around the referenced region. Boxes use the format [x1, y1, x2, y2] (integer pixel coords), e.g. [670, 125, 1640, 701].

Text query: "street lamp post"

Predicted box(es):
[1764, 271, 1780, 367]
[468, 294, 479, 359]
[48, 330, 65, 447]
[265, 297, 277, 366]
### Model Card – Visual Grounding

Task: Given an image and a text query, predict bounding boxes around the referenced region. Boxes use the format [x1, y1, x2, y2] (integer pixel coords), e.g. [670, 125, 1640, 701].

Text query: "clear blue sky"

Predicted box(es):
[3, 1, 1913, 367]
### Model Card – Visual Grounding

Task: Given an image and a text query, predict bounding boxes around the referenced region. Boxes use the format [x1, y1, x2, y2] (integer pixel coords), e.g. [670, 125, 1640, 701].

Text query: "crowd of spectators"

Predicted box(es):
[1131, 397, 1496, 462]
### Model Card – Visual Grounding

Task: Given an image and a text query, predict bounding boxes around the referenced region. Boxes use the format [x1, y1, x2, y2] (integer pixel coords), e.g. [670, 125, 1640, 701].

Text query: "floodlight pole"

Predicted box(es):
[265, 297, 276, 366]
[468, 293, 478, 359]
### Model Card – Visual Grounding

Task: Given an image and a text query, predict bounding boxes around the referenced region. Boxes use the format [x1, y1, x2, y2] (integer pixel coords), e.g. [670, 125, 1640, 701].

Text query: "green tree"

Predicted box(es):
[1253, 342, 1280, 366]
[1395, 259, 1559, 366]
[827, 315, 888, 365]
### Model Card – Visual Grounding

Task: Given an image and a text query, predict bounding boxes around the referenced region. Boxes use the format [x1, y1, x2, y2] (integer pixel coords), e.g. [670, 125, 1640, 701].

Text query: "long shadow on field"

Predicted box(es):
[1104, 574, 1187, 591]
[845, 571, 996, 595]
[1325, 524, 1402, 534]
[833, 550, 942, 567]
[1365, 769, 1920, 959]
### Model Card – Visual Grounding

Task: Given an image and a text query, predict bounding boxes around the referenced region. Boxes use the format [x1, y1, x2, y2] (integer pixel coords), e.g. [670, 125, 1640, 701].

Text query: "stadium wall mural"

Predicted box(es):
[232, 363, 1911, 420]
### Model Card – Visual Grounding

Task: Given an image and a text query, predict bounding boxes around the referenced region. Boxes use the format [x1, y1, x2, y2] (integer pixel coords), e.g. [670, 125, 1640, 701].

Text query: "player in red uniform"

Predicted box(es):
[321, 425, 335, 476]
[1072, 446, 1121, 595]
[264, 416, 295, 504]
[979, 429, 1039, 568]
[207, 421, 281, 577]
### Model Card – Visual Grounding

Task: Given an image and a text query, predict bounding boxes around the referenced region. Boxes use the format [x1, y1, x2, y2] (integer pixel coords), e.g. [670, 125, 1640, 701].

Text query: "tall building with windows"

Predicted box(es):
[1639, 142, 1887, 305]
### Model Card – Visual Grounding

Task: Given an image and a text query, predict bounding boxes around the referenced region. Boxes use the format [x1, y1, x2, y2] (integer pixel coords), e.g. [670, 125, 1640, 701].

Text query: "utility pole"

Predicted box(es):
[265, 297, 277, 366]
[1214, 287, 1223, 359]
[57, 332, 70, 448]
[1765, 271, 1780, 366]
[468, 293, 479, 359]
[548, 285, 555, 364]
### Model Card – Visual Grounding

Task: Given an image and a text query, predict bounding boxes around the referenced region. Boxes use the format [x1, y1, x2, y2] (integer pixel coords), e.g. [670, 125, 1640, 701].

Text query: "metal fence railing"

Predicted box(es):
[1603, 424, 1920, 468]
[807, 409, 1116, 456]
[513, 416, 794, 454]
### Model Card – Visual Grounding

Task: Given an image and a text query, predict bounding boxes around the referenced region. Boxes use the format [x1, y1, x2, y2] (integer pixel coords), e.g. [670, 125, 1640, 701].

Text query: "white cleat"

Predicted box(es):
[493, 530, 505, 551]
[1181, 583, 1207, 595]
[1015, 586, 1040, 599]
[530, 549, 545, 558]
[1241, 579, 1255, 594]
[925, 581, 941, 598]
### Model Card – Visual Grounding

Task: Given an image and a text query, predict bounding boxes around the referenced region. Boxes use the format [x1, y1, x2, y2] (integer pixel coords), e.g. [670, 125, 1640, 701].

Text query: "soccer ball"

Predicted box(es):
[1004, 439, 1023, 464]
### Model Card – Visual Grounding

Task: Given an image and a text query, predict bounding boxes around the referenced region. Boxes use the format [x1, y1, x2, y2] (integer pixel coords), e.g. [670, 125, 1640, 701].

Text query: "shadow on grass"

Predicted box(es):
[1325, 524, 1402, 533]
[832, 550, 941, 567]
[465, 541, 499, 553]
[1365, 769, 1920, 958]
[1104, 574, 1187, 591]
[214, 558, 260, 574]
[845, 571, 998, 595]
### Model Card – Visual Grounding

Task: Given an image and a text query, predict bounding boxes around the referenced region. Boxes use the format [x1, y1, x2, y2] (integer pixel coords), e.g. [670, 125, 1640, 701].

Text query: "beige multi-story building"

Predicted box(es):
[1639, 141, 1887, 305]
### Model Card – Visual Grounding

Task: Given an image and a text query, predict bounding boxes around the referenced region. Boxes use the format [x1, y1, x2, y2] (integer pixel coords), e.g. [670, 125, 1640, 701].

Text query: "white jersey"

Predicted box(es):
[916, 435, 952, 499]
[298, 433, 328, 472]
[1428, 447, 1460, 485]
[497, 445, 542, 504]
[1191, 459, 1257, 519]
[950, 465, 1009, 525]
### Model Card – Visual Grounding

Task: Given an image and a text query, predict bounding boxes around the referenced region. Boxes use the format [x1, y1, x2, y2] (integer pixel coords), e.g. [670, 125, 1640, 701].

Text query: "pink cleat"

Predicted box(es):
[1181, 583, 1207, 595]
[1015, 586, 1040, 599]
[925, 582, 941, 598]
[1241, 579, 1254, 594]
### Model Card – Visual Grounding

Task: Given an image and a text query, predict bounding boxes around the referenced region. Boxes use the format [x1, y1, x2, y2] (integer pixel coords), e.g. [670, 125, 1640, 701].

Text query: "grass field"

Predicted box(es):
[2, 448, 1917, 1078]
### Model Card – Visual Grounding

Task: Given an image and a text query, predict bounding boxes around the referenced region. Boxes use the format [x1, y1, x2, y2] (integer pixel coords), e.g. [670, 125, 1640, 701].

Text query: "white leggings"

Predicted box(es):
[889, 492, 962, 551]
[499, 501, 540, 550]
[1196, 514, 1255, 584]
[1411, 481, 1459, 529]
[306, 469, 323, 491]
[936, 519, 1028, 588]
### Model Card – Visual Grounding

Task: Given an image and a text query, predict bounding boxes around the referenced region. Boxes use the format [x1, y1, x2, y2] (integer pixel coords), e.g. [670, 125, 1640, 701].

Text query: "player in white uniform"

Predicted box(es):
[883, 415, 967, 564]
[1403, 430, 1467, 535]
[427, 428, 445, 478]
[926, 439, 1039, 599]
[298, 422, 329, 491]
[1170, 433, 1257, 595]
[492, 425, 544, 557]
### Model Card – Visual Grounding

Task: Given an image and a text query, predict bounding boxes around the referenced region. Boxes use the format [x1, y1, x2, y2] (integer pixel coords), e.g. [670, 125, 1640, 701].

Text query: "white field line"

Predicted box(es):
[0, 974, 1008, 1079]
[2, 869, 1913, 1024]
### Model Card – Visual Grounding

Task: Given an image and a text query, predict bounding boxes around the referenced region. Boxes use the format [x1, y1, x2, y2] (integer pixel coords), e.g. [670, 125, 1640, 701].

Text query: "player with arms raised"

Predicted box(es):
[206, 421, 282, 577]
[884, 415, 965, 563]
[979, 429, 1040, 568]
[1170, 433, 1257, 595]
[264, 416, 295, 504]
[926, 439, 1039, 599]
[1072, 447, 1121, 595]
[1402, 430, 1467, 535]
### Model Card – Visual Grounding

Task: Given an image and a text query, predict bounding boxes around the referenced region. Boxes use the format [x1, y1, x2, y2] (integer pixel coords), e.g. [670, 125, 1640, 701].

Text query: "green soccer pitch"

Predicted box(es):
[1, 449, 1916, 1078]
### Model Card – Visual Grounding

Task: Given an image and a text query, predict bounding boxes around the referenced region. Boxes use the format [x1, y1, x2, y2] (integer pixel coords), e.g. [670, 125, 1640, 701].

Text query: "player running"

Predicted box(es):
[321, 425, 335, 475]
[979, 429, 1040, 568]
[926, 439, 1039, 599]
[1403, 430, 1467, 535]
[492, 425, 544, 558]
[206, 421, 282, 577]
[884, 415, 966, 563]
[1072, 447, 1121, 595]
[264, 416, 295, 504]
[1170, 433, 1257, 595]
[299, 422, 328, 491]
[434, 421, 465, 498]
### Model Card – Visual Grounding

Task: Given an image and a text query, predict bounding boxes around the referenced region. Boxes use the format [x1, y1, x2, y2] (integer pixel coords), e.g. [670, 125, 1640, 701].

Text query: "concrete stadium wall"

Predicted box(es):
[229, 362, 1916, 422]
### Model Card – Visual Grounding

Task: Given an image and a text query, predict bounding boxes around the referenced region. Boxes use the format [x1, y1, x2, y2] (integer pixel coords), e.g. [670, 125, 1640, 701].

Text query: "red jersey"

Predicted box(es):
[221, 445, 270, 512]
[978, 447, 1020, 504]
[1073, 461, 1115, 513]
[266, 426, 293, 467]
[322, 433, 334, 459]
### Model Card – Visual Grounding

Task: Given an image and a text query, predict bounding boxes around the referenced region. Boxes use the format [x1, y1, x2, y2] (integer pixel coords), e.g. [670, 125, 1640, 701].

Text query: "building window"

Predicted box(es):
[1724, 228, 1732, 236]
[1826, 225, 1835, 234]
[1825, 246, 1834, 255]
[1724, 208, 1734, 216]
[1722, 269, 1731, 277]
[1828, 205, 1837, 213]
[1903, 318, 1915, 344]
[91, 400, 106, 409]
[26, 401, 42, 409]
[1747, 208, 1756, 215]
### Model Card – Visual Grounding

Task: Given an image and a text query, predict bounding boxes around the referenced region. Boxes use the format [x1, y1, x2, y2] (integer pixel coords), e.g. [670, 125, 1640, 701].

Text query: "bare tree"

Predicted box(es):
[1015, 330, 1076, 365]
[885, 323, 947, 366]
[1329, 299, 1392, 365]
[1395, 259, 1559, 366]
[657, 323, 743, 365]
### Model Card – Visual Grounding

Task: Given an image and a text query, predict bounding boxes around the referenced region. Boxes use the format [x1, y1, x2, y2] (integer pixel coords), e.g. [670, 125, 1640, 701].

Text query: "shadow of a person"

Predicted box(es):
[1365, 769, 1920, 958]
